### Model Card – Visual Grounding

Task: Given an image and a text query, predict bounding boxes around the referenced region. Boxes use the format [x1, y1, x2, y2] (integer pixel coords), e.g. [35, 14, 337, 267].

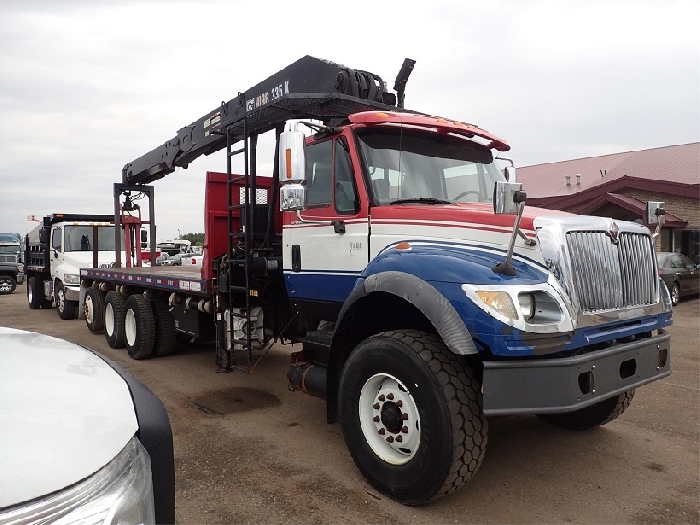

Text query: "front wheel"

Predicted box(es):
[338, 330, 487, 505]
[56, 281, 77, 320]
[671, 282, 680, 307]
[538, 390, 635, 431]
[0, 275, 17, 295]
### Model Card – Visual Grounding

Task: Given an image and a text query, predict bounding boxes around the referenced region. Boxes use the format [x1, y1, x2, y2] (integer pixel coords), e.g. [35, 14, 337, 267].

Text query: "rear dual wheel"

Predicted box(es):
[124, 294, 155, 360]
[151, 296, 176, 357]
[28, 277, 44, 308]
[84, 287, 106, 333]
[105, 292, 173, 359]
[105, 291, 126, 348]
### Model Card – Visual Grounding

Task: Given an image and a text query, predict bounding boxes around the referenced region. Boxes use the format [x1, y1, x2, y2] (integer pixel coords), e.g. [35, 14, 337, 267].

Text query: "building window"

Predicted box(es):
[674, 229, 700, 264]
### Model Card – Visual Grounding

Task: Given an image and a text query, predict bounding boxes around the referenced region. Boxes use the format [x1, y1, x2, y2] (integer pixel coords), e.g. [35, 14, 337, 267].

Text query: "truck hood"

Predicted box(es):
[0, 328, 138, 509]
[370, 202, 570, 242]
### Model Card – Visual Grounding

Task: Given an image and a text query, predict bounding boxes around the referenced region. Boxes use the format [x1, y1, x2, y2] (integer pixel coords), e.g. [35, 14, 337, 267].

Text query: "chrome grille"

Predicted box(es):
[566, 231, 657, 313]
[0, 254, 17, 263]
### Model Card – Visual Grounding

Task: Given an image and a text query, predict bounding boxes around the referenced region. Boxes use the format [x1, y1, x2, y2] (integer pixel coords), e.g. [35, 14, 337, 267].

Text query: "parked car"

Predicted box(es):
[160, 253, 184, 266]
[0, 261, 23, 295]
[0, 327, 175, 523]
[656, 252, 700, 306]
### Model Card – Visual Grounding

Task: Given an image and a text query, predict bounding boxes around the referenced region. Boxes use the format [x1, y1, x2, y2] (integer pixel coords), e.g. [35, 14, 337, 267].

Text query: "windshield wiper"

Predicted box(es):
[389, 197, 452, 205]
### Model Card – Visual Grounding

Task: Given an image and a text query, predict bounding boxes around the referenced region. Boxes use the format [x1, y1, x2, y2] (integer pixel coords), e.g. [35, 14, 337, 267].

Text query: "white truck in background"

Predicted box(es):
[0, 233, 25, 294]
[24, 214, 128, 319]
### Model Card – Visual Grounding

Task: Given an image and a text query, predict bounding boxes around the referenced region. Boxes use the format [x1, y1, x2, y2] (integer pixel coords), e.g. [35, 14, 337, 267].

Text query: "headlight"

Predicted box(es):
[476, 290, 518, 320]
[63, 274, 81, 285]
[518, 293, 535, 320]
[464, 282, 572, 333]
[0, 437, 155, 525]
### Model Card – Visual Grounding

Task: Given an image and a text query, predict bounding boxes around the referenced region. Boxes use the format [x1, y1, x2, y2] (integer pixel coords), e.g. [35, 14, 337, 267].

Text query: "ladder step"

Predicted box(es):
[228, 147, 245, 157]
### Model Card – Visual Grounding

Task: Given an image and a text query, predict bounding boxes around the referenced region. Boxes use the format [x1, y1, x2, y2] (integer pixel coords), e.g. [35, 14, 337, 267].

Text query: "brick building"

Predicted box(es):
[517, 142, 700, 262]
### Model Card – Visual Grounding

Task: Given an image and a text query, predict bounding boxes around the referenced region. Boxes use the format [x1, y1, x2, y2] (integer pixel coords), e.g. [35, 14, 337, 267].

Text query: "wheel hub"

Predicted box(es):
[380, 401, 403, 433]
[359, 373, 421, 465]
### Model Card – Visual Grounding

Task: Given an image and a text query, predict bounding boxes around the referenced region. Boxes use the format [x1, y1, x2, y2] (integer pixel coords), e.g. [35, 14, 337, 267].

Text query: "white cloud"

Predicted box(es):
[1, 0, 698, 237]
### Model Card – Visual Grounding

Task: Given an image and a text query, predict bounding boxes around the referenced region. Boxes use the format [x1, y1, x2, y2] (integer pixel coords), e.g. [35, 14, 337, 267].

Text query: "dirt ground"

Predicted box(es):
[1, 286, 698, 525]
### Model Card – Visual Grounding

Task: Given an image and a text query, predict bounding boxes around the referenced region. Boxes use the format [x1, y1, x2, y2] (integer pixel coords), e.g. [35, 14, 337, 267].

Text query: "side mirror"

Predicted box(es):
[279, 130, 307, 183]
[39, 228, 49, 244]
[646, 201, 666, 225]
[280, 183, 307, 212]
[494, 181, 526, 215]
[504, 166, 516, 183]
[646, 201, 665, 239]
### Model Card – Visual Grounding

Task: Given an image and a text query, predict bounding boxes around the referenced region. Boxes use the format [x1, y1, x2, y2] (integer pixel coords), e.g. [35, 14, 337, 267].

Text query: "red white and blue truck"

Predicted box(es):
[75, 56, 672, 504]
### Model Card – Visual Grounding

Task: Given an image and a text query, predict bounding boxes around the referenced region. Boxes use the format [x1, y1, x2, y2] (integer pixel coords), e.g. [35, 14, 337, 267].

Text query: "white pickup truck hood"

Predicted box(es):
[0, 328, 138, 508]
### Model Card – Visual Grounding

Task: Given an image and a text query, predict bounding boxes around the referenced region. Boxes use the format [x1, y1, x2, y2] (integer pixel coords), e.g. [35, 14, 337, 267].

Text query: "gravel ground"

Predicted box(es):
[1, 286, 698, 524]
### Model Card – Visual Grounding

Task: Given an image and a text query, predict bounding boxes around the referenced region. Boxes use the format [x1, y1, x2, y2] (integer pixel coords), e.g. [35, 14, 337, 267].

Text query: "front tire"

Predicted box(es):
[105, 291, 126, 348]
[84, 287, 106, 333]
[56, 281, 77, 320]
[538, 390, 635, 431]
[125, 294, 155, 360]
[338, 330, 487, 505]
[671, 282, 680, 306]
[0, 275, 17, 295]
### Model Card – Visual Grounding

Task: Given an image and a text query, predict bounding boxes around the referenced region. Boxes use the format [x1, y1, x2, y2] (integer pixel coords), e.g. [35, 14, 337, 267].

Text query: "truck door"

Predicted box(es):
[50, 226, 63, 282]
[284, 135, 369, 314]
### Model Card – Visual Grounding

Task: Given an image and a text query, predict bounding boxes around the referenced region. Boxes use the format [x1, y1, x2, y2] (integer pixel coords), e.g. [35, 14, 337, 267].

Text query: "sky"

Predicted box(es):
[1, 0, 698, 240]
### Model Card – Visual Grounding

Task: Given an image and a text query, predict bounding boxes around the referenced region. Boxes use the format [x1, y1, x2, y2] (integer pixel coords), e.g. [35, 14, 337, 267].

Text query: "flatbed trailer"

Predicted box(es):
[80, 265, 210, 296]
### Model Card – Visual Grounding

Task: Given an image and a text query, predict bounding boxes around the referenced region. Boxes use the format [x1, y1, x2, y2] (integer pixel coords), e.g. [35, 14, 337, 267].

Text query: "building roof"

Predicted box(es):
[517, 142, 700, 199]
[577, 192, 687, 227]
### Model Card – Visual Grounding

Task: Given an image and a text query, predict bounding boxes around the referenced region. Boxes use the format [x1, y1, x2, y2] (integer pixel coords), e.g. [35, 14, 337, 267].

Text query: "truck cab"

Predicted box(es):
[25, 215, 126, 319]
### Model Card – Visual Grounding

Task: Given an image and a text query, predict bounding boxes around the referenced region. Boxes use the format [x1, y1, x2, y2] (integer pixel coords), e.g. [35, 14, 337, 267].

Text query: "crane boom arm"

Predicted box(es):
[123, 55, 412, 185]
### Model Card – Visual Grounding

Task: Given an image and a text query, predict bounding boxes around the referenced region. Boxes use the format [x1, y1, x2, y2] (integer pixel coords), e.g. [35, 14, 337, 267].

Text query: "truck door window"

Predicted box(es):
[51, 228, 62, 252]
[306, 140, 333, 207]
[334, 138, 359, 215]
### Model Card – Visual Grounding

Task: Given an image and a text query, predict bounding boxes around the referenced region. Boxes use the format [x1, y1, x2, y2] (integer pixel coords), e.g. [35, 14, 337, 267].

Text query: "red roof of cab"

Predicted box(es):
[349, 111, 510, 152]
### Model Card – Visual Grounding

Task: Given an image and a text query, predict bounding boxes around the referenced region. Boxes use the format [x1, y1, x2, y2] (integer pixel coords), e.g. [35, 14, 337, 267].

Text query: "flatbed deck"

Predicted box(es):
[80, 265, 210, 295]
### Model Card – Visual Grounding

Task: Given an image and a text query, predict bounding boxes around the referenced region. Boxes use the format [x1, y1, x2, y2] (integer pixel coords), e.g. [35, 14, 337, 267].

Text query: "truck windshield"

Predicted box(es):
[65, 226, 123, 252]
[356, 128, 506, 205]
